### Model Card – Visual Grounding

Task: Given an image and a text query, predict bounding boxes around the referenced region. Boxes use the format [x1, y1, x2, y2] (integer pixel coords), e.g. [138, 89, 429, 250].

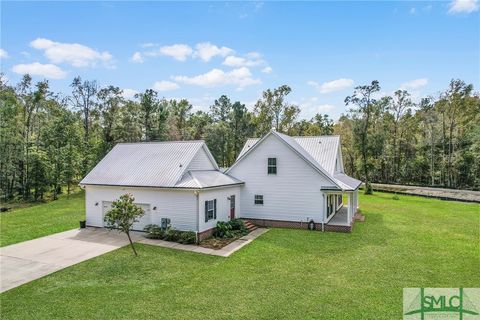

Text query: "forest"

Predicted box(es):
[0, 74, 478, 202]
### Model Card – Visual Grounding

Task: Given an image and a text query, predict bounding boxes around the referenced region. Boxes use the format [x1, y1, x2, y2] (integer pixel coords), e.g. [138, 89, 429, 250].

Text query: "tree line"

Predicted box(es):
[0, 74, 478, 202]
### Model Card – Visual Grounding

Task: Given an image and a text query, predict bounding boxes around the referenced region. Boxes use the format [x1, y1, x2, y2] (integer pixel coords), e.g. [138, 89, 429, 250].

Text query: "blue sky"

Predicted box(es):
[1, 1, 478, 120]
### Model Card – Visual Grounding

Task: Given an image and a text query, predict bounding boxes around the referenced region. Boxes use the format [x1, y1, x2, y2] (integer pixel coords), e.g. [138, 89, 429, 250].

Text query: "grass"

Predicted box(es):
[1, 192, 479, 319]
[0, 191, 85, 247]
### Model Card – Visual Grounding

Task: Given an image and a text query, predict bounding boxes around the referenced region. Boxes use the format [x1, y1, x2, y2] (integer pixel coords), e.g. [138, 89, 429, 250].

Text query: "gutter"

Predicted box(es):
[78, 182, 245, 191]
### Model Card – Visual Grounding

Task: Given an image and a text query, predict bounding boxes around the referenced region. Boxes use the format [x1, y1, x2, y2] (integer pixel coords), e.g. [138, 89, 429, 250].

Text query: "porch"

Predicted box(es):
[323, 189, 359, 228]
[327, 206, 350, 226]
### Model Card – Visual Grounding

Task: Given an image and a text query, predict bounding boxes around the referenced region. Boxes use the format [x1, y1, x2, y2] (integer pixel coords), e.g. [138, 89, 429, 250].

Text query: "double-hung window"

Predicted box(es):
[254, 195, 264, 205]
[205, 199, 217, 222]
[267, 158, 277, 174]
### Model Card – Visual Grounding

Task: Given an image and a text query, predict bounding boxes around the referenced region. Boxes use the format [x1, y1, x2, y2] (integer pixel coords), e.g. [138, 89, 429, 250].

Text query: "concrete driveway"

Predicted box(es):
[0, 228, 141, 293]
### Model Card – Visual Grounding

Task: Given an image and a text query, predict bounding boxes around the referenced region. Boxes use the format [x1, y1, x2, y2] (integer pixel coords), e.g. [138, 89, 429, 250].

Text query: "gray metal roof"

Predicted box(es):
[237, 134, 340, 175]
[333, 173, 362, 190]
[80, 141, 218, 188]
[293, 136, 340, 175]
[233, 131, 361, 191]
[175, 170, 244, 189]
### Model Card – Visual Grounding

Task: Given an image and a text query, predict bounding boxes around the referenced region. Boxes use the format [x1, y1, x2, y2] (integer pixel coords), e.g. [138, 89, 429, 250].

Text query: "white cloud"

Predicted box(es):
[130, 52, 144, 63]
[308, 78, 354, 94]
[173, 67, 261, 89]
[122, 88, 138, 99]
[30, 38, 113, 68]
[295, 97, 336, 119]
[12, 62, 67, 79]
[157, 44, 193, 61]
[152, 80, 180, 91]
[400, 78, 428, 90]
[0, 49, 8, 59]
[448, 0, 479, 13]
[223, 55, 264, 67]
[261, 66, 273, 74]
[195, 42, 234, 62]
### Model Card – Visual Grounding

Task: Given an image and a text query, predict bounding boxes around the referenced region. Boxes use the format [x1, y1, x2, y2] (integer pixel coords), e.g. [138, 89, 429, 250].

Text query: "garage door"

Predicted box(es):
[102, 201, 152, 231]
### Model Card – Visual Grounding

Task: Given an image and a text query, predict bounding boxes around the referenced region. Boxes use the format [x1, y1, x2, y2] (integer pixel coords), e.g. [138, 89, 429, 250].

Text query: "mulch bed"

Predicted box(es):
[199, 237, 239, 250]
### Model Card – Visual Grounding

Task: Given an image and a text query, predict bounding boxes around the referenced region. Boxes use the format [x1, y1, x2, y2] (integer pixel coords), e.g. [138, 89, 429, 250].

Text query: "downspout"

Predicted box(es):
[321, 194, 325, 232]
[194, 190, 199, 243]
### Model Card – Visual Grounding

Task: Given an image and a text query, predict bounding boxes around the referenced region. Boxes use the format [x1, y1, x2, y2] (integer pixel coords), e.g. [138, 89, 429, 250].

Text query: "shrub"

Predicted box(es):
[143, 224, 165, 239]
[214, 219, 249, 238]
[392, 194, 400, 200]
[144, 224, 197, 244]
[229, 219, 247, 232]
[163, 228, 182, 242]
[179, 231, 196, 244]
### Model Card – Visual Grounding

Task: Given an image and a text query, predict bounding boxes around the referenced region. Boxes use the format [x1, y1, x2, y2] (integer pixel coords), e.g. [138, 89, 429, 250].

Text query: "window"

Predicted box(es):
[254, 195, 264, 205]
[204, 199, 217, 222]
[268, 158, 277, 174]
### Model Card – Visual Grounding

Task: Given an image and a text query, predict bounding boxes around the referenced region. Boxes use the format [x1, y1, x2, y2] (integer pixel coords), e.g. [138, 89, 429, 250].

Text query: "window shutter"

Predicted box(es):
[213, 199, 217, 219]
[205, 201, 208, 222]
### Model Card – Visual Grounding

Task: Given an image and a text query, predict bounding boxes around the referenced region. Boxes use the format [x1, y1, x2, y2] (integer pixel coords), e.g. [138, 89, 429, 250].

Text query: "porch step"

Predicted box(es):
[354, 212, 365, 222]
[242, 220, 258, 232]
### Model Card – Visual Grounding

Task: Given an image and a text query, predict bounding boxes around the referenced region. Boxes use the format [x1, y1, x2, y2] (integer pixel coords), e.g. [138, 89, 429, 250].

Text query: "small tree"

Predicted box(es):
[104, 194, 144, 256]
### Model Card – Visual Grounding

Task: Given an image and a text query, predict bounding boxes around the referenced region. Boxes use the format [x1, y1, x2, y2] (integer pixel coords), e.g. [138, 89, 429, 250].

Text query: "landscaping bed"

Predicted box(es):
[143, 218, 250, 249]
[198, 237, 238, 249]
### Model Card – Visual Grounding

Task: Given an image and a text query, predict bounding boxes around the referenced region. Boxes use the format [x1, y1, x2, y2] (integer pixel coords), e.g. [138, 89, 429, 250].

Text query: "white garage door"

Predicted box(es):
[102, 201, 152, 231]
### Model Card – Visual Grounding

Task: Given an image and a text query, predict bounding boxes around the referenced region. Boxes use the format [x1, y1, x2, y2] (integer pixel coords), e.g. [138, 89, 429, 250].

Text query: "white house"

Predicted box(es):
[80, 131, 361, 240]
[226, 130, 361, 232]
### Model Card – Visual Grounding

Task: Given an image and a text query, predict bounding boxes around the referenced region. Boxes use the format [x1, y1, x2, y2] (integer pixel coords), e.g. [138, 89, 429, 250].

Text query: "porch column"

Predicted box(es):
[354, 190, 358, 210]
[347, 192, 351, 223]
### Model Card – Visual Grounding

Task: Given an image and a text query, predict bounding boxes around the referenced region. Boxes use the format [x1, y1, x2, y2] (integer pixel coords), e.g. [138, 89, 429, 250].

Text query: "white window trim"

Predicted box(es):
[267, 157, 277, 175]
[206, 200, 215, 220]
[254, 194, 264, 205]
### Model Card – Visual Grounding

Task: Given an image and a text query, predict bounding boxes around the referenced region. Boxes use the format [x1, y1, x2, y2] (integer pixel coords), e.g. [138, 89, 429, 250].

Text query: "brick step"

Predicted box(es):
[242, 220, 258, 232]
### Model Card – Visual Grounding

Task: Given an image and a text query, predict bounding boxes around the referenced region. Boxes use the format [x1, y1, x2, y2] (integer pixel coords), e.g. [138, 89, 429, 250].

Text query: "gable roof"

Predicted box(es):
[230, 131, 361, 191]
[175, 170, 244, 189]
[80, 141, 225, 188]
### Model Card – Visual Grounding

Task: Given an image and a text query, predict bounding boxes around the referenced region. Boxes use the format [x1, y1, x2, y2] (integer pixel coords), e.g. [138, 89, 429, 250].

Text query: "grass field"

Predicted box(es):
[0, 191, 85, 247]
[1, 192, 479, 319]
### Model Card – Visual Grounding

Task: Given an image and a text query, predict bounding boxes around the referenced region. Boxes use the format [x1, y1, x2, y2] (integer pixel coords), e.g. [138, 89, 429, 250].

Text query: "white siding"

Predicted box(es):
[198, 186, 241, 232]
[102, 202, 152, 231]
[187, 147, 216, 171]
[335, 146, 344, 173]
[228, 134, 331, 223]
[85, 185, 197, 231]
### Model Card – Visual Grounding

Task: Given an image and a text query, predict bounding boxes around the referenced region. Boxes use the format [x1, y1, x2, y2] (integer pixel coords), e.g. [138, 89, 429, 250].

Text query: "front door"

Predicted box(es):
[230, 195, 235, 220]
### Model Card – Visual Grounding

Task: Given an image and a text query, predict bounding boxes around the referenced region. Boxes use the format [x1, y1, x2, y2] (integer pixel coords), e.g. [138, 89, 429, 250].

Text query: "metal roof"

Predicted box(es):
[293, 136, 340, 175]
[236, 134, 340, 175]
[80, 141, 216, 188]
[233, 131, 361, 191]
[175, 170, 244, 189]
[333, 173, 362, 190]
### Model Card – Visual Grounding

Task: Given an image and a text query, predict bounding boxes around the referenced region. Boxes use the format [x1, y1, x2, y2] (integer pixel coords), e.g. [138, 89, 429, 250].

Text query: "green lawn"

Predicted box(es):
[1, 192, 479, 319]
[0, 191, 85, 247]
